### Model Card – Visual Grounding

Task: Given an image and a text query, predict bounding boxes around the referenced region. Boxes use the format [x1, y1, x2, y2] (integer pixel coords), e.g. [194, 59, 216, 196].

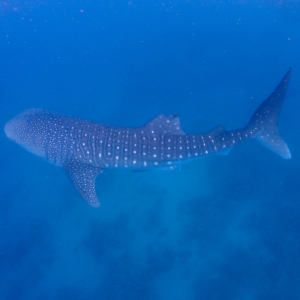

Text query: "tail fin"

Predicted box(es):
[247, 68, 291, 159]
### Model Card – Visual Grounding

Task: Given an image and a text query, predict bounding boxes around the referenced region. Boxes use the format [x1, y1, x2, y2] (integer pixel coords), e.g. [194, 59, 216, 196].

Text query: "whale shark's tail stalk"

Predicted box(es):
[246, 68, 291, 159]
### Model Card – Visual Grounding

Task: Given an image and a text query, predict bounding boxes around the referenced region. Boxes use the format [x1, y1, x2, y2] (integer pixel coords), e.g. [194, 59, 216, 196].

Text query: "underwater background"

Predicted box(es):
[1, 1, 300, 299]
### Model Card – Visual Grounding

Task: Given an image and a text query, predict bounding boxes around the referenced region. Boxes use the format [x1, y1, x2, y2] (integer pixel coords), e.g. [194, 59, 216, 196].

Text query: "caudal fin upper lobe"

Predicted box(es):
[246, 68, 291, 159]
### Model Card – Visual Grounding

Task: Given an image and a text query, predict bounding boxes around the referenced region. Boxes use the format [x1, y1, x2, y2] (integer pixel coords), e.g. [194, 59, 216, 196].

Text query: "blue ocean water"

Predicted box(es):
[1, 1, 300, 299]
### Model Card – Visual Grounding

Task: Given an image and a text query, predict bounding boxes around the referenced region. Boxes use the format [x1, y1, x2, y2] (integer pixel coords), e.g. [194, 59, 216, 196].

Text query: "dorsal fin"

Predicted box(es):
[207, 126, 227, 137]
[144, 113, 185, 135]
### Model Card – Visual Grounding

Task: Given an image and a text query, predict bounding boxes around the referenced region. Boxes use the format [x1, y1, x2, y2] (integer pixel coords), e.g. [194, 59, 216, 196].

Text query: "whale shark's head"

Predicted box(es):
[5, 109, 45, 157]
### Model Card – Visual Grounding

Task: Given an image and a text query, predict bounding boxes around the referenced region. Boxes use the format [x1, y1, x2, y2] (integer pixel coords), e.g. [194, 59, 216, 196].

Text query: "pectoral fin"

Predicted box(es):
[63, 160, 104, 207]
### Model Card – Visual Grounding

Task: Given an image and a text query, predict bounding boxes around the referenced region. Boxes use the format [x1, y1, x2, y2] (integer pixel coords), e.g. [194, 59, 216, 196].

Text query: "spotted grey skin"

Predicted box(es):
[5, 69, 291, 207]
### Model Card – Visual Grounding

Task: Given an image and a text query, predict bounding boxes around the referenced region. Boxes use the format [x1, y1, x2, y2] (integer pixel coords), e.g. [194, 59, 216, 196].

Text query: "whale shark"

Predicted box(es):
[5, 69, 291, 207]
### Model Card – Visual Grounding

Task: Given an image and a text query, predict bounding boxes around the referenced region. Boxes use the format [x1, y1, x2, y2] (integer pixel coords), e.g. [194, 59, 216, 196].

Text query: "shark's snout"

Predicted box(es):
[4, 109, 42, 142]
[4, 118, 17, 141]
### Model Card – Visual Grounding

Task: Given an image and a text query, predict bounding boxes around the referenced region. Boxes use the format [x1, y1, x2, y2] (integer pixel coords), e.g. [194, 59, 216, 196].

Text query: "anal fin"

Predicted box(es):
[216, 148, 232, 156]
[63, 160, 104, 207]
